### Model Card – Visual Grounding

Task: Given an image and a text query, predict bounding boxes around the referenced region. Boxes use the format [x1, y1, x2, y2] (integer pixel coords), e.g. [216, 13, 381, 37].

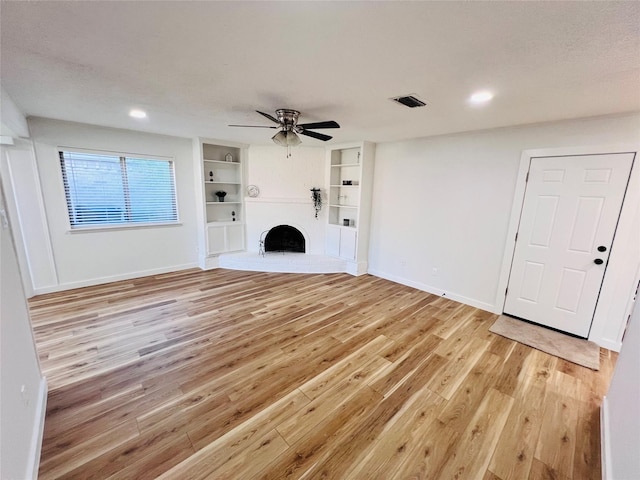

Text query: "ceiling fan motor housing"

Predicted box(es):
[276, 109, 300, 127]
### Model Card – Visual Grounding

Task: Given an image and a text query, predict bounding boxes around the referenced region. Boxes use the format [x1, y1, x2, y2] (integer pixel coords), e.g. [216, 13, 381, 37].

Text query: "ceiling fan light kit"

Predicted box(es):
[230, 109, 340, 153]
[272, 129, 301, 147]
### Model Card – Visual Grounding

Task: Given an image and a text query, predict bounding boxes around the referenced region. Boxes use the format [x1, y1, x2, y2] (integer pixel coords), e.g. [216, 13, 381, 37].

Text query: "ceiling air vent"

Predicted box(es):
[390, 94, 427, 108]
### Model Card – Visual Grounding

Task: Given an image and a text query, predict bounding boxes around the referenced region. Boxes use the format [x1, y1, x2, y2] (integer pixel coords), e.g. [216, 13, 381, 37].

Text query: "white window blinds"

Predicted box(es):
[59, 151, 178, 228]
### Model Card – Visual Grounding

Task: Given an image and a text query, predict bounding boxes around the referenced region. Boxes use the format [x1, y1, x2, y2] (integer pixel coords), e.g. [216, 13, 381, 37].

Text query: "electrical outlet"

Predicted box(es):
[20, 385, 30, 406]
[0, 208, 8, 229]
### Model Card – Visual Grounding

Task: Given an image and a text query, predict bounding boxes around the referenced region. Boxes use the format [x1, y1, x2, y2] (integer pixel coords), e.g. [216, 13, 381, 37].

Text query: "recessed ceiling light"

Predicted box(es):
[469, 91, 494, 104]
[129, 109, 147, 119]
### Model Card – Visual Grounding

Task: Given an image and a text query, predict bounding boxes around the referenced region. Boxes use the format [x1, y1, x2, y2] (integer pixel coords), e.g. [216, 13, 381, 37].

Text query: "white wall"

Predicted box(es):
[28, 117, 199, 292]
[369, 113, 640, 341]
[601, 292, 640, 480]
[1, 85, 29, 138]
[245, 145, 326, 254]
[0, 178, 47, 480]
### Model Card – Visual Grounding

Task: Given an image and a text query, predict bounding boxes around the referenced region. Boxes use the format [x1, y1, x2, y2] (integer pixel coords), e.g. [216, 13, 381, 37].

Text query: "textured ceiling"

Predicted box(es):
[1, 1, 639, 145]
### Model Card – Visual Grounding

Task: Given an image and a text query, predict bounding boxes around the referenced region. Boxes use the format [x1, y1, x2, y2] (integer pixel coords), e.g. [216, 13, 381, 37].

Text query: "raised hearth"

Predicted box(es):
[219, 252, 346, 274]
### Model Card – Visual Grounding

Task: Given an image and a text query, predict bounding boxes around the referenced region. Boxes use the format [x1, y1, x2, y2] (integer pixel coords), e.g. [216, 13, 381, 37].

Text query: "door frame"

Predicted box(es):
[496, 144, 639, 351]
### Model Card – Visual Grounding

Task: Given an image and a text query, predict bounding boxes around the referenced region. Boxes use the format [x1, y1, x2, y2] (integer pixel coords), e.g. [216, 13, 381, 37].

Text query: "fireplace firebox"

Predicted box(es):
[263, 225, 305, 253]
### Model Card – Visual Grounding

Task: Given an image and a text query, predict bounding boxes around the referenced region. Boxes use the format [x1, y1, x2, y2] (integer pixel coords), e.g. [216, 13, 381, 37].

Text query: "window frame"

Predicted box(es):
[58, 147, 180, 232]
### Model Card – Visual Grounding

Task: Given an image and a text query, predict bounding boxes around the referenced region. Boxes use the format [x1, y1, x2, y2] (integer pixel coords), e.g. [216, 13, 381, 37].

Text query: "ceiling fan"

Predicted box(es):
[229, 109, 340, 147]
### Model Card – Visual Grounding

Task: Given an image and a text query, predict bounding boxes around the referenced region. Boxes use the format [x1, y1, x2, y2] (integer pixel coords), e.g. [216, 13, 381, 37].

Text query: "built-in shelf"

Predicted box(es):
[326, 142, 375, 275]
[196, 138, 246, 265]
[207, 220, 240, 226]
[244, 197, 311, 204]
[331, 163, 360, 168]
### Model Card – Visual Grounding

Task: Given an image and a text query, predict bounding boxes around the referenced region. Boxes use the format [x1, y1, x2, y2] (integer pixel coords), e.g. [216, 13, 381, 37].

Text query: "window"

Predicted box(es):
[59, 150, 178, 229]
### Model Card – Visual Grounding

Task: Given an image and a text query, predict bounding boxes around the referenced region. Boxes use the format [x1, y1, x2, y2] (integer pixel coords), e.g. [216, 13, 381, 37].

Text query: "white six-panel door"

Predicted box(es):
[504, 153, 634, 337]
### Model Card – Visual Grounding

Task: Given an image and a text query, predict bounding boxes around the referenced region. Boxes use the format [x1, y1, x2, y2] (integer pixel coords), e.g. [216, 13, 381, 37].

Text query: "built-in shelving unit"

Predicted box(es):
[195, 139, 247, 268]
[326, 142, 375, 275]
[329, 147, 362, 228]
[202, 148, 242, 223]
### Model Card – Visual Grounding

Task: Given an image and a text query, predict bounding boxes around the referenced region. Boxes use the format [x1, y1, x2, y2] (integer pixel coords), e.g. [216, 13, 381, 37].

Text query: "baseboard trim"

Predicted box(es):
[346, 260, 368, 276]
[368, 269, 497, 313]
[592, 338, 622, 353]
[600, 396, 612, 480]
[26, 376, 47, 480]
[32, 263, 199, 295]
[201, 255, 220, 270]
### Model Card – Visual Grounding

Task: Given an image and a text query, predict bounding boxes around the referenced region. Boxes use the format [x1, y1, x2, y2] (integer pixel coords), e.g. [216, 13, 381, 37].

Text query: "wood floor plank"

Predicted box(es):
[38, 420, 140, 480]
[573, 399, 601, 480]
[200, 428, 290, 480]
[28, 268, 617, 480]
[296, 352, 450, 480]
[427, 335, 490, 399]
[494, 342, 532, 396]
[42, 381, 183, 460]
[258, 386, 382, 480]
[58, 429, 195, 480]
[437, 388, 515, 480]
[534, 390, 579, 478]
[103, 432, 195, 480]
[340, 387, 445, 479]
[276, 357, 386, 445]
[528, 457, 572, 480]
[488, 380, 546, 480]
[296, 335, 392, 401]
[156, 389, 310, 480]
[389, 417, 460, 480]
[367, 333, 442, 397]
[436, 350, 504, 437]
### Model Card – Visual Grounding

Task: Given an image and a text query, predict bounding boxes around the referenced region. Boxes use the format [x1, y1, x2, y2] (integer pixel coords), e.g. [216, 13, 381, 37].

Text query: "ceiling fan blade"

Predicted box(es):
[229, 124, 277, 128]
[297, 120, 340, 129]
[256, 110, 281, 125]
[299, 130, 333, 141]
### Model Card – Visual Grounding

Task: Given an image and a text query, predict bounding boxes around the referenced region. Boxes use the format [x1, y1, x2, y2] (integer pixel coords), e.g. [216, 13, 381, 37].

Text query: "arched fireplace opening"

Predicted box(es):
[263, 225, 305, 253]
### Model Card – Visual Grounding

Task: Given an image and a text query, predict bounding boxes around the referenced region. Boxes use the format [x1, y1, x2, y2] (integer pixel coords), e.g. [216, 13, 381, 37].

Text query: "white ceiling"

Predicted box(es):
[1, 1, 639, 145]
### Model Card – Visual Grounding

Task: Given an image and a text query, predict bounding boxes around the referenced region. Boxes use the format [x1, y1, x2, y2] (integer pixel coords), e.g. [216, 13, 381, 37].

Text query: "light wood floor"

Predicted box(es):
[29, 269, 617, 480]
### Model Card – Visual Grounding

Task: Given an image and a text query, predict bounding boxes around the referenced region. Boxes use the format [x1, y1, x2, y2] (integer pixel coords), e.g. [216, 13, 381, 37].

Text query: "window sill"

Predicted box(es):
[66, 222, 183, 234]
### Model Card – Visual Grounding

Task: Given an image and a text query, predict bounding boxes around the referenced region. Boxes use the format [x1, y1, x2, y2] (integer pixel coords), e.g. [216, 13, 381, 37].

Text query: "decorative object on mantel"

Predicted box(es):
[209, 171, 214, 182]
[225, 153, 233, 162]
[215, 191, 227, 202]
[310, 188, 322, 218]
[247, 185, 260, 198]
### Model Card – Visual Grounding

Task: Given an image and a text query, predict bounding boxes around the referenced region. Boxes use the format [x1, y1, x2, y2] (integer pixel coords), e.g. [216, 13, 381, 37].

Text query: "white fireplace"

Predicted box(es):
[218, 145, 347, 273]
[218, 196, 347, 273]
[244, 197, 325, 255]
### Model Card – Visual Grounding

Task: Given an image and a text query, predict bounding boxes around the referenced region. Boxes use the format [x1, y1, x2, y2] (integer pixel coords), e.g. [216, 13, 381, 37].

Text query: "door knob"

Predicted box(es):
[597, 246, 607, 252]
[594, 258, 604, 265]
